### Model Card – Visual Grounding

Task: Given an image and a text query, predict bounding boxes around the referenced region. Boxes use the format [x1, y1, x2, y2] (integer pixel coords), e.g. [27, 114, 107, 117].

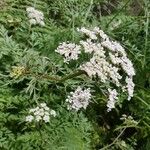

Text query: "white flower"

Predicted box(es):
[120, 114, 138, 125]
[29, 108, 36, 113]
[78, 27, 135, 105]
[107, 89, 118, 112]
[120, 56, 135, 77]
[125, 77, 135, 100]
[112, 41, 126, 56]
[55, 42, 81, 63]
[38, 108, 45, 116]
[43, 115, 50, 123]
[35, 115, 42, 122]
[26, 115, 34, 122]
[101, 39, 116, 51]
[39, 21, 45, 26]
[26, 7, 35, 13]
[80, 39, 104, 54]
[26, 7, 45, 26]
[55, 27, 136, 111]
[80, 56, 108, 82]
[92, 27, 108, 40]
[80, 53, 121, 86]
[109, 52, 121, 65]
[29, 19, 36, 25]
[109, 66, 122, 86]
[50, 110, 57, 117]
[44, 106, 50, 111]
[108, 43, 135, 77]
[66, 86, 91, 111]
[33, 111, 40, 116]
[77, 27, 97, 40]
[40, 103, 47, 107]
[26, 103, 56, 123]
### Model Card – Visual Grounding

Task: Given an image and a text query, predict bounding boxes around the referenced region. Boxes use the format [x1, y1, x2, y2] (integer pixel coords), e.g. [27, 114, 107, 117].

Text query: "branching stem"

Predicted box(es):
[25, 70, 87, 83]
[99, 128, 126, 150]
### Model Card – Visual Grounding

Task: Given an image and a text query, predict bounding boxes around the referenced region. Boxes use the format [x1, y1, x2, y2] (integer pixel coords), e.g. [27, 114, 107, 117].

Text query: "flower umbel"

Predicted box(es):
[55, 42, 81, 63]
[78, 27, 135, 103]
[26, 103, 56, 123]
[26, 7, 45, 26]
[55, 27, 136, 111]
[66, 86, 91, 111]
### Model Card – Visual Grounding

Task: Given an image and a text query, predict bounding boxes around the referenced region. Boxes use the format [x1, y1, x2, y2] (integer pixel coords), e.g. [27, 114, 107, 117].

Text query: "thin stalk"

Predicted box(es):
[143, 0, 149, 69]
[33, 0, 37, 8]
[99, 128, 126, 150]
[82, 0, 93, 26]
[25, 70, 86, 82]
[114, 125, 141, 131]
[143, 121, 150, 129]
[72, 14, 75, 41]
[71, 1, 75, 41]
[26, 72, 61, 82]
[135, 95, 150, 109]
[106, 0, 131, 28]
[59, 70, 86, 82]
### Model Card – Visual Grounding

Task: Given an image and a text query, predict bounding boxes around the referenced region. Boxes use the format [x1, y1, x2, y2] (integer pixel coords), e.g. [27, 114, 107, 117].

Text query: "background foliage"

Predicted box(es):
[0, 0, 150, 149]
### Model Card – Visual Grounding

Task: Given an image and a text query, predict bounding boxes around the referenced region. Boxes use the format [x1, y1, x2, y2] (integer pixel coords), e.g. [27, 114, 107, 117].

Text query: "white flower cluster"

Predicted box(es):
[125, 77, 135, 100]
[77, 27, 135, 103]
[66, 86, 91, 111]
[80, 39, 103, 54]
[107, 89, 118, 112]
[55, 42, 81, 63]
[55, 27, 135, 111]
[77, 27, 97, 40]
[26, 103, 56, 123]
[80, 50, 122, 86]
[79, 27, 108, 40]
[26, 7, 45, 26]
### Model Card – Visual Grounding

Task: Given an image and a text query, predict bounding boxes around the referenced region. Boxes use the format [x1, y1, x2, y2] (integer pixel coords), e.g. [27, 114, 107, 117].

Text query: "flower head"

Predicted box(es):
[55, 27, 136, 111]
[26, 115, 34, 122]
[78, 27, 135, 104]
[107, 89, 118, 112]
[55, 42, 81, 63]
[77, 27, 97, 40]
[26, 103, 56, 123]
[26, 7, 45, 26]
[66, 86, 91, 111]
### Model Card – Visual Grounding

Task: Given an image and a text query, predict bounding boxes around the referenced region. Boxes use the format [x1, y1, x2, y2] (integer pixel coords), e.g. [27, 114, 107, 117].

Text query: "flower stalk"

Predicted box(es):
[19, 69, 87, 82]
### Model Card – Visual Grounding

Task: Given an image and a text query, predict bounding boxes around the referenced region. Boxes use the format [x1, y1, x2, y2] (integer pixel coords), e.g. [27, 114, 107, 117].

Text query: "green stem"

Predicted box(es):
[114, 125, 141, 131]
[99, 128, 126, 150]
[106, 0, 131, 28]
[135, 95, 150, 109]
[59, 70, 86, 82]
[26, 71, 61, 82]
[82, 0, 93, 26]
[37, 73, 60, 82]
[143, 121, 150, 129]
[143, 0, 149, 69]
[26, 70, 86, 82]
[71, 1, 75, 41]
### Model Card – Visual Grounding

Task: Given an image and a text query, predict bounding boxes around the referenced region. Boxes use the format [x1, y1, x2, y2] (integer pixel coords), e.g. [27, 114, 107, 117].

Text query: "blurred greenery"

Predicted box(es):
[0, 0, 150, 149]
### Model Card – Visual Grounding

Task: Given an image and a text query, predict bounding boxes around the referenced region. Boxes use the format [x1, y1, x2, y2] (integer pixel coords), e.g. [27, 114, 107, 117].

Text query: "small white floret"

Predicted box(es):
[26, 115, 34, 122]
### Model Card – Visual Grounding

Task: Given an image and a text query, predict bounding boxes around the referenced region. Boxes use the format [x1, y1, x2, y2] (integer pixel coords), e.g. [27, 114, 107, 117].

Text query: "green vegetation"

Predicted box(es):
[0, 0, 150, 149]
